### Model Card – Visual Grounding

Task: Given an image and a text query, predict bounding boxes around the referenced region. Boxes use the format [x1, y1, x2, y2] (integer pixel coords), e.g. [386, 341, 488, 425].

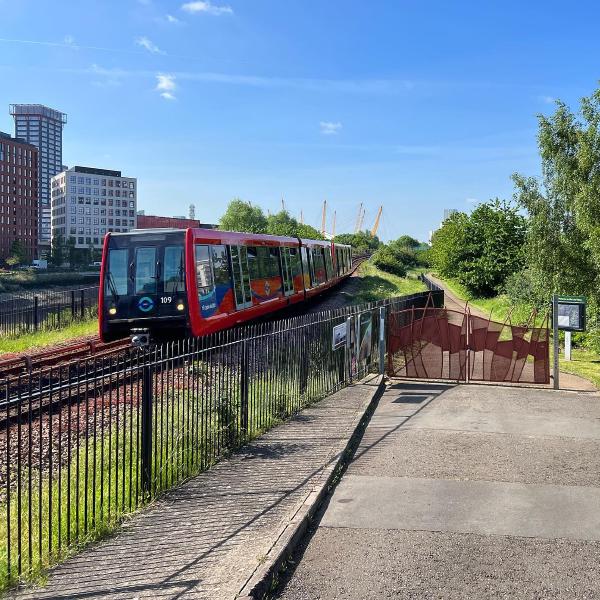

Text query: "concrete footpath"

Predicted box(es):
[277, 381, 600, 599]
[13, 376, 383, 600]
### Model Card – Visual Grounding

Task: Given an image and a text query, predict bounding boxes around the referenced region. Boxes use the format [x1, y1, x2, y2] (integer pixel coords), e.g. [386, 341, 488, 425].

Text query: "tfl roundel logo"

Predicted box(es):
[138, 296, 155, 312]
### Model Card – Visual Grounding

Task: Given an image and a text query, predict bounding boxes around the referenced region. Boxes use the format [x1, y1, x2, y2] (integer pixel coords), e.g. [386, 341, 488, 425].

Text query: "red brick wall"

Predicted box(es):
[0, 136, 38, 262]
[137, 215, 201, 229]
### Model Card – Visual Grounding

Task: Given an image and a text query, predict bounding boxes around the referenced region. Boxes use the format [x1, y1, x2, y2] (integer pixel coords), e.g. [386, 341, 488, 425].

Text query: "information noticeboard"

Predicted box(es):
[556, 296, 586, 332]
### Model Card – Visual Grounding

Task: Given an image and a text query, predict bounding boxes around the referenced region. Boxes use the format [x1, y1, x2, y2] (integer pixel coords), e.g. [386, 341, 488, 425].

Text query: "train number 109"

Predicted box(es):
[160, 296, 173, 304]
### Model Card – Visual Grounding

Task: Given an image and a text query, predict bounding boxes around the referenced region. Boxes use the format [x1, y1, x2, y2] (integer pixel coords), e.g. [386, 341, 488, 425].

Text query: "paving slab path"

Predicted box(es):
[11, 378, 382, 600]
[277, 380, 600, 599]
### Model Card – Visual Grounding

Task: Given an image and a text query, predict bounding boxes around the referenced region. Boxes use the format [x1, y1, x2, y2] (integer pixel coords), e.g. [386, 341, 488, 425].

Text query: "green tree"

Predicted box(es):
[219, 199, 268, 234]
[513, 91, 599, 304]
[6, 239, 27, 267]
[371, 246, 407, 277]
[393, 235, 421, 250]
[333, 231, 381, 254]
[49, 234, 64, 267]
[430, 200, 526, 297]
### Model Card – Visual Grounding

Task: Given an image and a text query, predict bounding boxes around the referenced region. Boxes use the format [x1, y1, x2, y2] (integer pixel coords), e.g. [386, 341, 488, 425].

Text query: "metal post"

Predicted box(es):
[378, 306, 386, 375]
[346, 316, 353, 383]
[71, 290, 76, 318]
[552, 294, 559, 390]
[141, 365, 153, 495]
[33, 296, 39, 331]
[240, 340, 249, 438]
[80, 289, 85, 319]
[300, 330, 309, 395]
[565, 331, 572, 361]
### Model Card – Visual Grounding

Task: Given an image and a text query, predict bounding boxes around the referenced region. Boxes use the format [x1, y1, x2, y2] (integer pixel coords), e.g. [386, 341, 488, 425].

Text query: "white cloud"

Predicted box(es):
[156, 73, 177, 99]
[540, 95, 556, 104]
[166, 14, 180, 23]
[320, 121, 342, 135]
[136, 36, 165, 54]
[63, 35, 77, 47]
[181, 1, 233, 15]
[465, 197, 480, 204]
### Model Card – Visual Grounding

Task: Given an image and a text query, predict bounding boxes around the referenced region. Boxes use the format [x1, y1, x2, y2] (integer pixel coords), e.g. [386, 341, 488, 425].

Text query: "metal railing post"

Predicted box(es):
[240, 340, 249, 438]
[300, 329, 309, 395]
[71, 290, 76, 318]
[80, 289, 85, 319]
[33, 296, 39, 331]
[141, 364, 153, 495]
[379, 306, 386, 375]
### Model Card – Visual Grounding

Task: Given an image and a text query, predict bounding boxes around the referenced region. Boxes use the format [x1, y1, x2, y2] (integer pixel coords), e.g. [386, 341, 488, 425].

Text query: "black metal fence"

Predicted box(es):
[0, 289, 441, 590]
[0, 287, 99, 337]
[419, 273, 443, 292]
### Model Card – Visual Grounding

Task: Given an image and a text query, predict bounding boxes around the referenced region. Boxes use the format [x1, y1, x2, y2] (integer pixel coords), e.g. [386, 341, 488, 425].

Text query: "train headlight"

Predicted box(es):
[109, 306, 117, 315]
[177, 302, 185, 311]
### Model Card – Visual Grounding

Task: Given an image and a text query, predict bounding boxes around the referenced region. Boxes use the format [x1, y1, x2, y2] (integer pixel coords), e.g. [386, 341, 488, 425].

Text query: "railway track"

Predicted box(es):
[0, 337, 130, 380]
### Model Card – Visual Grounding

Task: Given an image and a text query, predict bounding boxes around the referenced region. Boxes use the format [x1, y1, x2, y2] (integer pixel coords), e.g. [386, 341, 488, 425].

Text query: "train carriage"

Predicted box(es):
[99, 228, 352, 342]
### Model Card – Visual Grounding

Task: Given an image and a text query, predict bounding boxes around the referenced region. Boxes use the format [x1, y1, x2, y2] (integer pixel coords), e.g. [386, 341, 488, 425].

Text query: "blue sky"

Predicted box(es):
[1, 0, 598, 241]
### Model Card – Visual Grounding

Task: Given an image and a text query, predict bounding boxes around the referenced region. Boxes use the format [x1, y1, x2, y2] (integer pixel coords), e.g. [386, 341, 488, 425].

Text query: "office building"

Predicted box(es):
[0, 132, 39, 262]
[51, 166, 137, 249]
[10, 104, 67, 254]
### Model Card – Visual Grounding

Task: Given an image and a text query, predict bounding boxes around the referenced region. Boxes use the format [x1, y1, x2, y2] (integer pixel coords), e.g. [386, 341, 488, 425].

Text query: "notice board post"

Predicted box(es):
[552, 294, 586, 390]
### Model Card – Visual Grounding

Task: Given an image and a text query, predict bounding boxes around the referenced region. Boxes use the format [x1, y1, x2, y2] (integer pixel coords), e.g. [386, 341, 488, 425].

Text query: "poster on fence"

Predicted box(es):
[357, 312, 373, 371]
[332, 322, 347, 349]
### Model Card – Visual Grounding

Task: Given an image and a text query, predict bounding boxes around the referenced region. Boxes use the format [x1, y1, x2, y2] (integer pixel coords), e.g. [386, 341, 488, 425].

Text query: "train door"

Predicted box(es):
[280, 247, 295, 297]
[300, 246, 311, 289]
[229, 245, 253, 309]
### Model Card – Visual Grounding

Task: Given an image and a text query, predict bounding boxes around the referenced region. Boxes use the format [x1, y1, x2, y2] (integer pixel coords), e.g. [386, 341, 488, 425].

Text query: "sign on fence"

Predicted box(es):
[332, 322, 347, 349]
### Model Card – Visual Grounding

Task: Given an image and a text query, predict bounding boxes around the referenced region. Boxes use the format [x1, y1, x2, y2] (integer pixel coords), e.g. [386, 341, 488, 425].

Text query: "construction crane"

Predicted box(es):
[354, 203, 363, 233]
[321, 200, 327, 235]
[281, 197, 286, 212]
[299, 210, 304, 224]
[356, 206, 365, 232]
[371, 206, 383, 237]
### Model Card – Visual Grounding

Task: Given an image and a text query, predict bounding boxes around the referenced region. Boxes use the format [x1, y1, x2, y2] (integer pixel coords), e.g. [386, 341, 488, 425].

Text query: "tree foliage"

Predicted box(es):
[333, 231, 381, 254]
[5, 240, 26, 267]
[219, 199, 268, 234]
[430, 200, 527, 297]
[513, 91, 600, 305]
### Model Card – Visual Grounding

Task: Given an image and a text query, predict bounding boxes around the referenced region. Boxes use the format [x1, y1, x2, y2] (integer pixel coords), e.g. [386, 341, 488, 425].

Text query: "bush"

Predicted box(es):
[371, 247, 407, 277]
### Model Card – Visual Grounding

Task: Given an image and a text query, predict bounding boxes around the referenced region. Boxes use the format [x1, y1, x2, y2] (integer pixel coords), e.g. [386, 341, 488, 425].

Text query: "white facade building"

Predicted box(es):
[51, 166, 137, 250]
[10, 104, 67, 254]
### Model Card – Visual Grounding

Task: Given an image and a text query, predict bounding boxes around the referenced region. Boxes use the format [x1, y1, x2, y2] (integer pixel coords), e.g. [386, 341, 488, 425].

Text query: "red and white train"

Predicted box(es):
[99, 228, 352, 342]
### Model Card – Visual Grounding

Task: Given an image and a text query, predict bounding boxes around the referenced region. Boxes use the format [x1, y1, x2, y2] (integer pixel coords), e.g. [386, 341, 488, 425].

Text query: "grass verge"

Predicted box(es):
[556, 349, 600, 390]
[351, 262, 426, 304]
[0, 318, 98, 356]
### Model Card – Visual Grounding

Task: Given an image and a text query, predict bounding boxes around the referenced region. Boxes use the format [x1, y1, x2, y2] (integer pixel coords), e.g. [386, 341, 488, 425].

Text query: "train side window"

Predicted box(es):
[135, 247, 157, 295]
[289, 247, 301, 276]
[195, 245, 214, 297]
[211, 245, 231, 286]
[164, 245, 185, 293]
[268, 247, 280, 277]
[255, 246, 268, 279]
[107, 248, 128, 296]
[300, 247, 311, 287]
[247, 246, 259, 280]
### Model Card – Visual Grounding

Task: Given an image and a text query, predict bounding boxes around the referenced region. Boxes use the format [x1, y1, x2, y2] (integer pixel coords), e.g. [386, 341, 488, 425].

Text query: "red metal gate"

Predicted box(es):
[387, 305, 550, 384]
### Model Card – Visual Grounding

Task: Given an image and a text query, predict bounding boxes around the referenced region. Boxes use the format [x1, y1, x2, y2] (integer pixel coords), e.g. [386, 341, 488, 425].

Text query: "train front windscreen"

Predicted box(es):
[102, 230, 188, 340]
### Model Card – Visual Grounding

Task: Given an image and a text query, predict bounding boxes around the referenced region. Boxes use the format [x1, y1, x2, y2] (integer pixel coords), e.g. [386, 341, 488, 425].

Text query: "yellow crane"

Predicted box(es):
[371, 206, 383, 237]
